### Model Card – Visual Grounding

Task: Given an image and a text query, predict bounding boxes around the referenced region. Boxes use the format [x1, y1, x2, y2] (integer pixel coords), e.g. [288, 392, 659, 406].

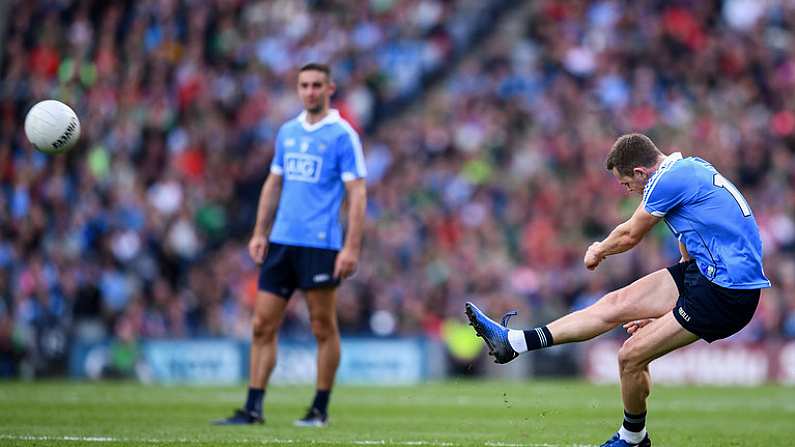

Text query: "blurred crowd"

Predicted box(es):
[0, 0, 507, 375]
[362, 0, 795, 344]
[1, 0, 795, 377]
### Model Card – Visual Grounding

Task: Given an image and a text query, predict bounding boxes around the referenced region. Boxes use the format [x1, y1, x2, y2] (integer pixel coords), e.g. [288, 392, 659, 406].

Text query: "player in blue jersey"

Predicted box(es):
[215, 63, 367, 427]
[466, 133, 770, 446]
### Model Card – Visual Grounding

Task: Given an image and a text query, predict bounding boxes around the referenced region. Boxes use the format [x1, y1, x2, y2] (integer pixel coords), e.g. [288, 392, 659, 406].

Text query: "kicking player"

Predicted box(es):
[466, 133, 770, 446]
[215, 63, 367, 427]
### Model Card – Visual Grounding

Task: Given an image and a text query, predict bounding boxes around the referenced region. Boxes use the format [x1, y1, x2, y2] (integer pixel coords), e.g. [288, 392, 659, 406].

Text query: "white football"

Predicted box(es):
[24, 100, 81, 154]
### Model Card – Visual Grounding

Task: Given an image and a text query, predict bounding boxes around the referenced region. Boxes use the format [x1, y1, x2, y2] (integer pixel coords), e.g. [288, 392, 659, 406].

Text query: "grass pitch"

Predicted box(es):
[0, 380, 793, 446]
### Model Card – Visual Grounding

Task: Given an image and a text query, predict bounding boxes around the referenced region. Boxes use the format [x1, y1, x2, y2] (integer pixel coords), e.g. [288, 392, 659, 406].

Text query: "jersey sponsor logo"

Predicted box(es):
[678, 307, 692, 322]
[284, 153, 322, 182]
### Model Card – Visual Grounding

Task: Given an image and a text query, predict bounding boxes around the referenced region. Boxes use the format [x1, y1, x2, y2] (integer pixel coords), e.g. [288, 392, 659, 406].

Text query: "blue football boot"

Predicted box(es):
[212, 408, 264, 425]
[599, 433, 651, 447]
[465, 302, 519, 364]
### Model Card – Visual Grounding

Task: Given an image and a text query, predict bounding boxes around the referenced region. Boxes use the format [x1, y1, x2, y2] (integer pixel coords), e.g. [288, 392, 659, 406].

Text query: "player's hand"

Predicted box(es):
[248, 235, 268, 264]
[584, 242, 604, 270]
[623, 319, 654, 336]
[334, 247, 358, 279]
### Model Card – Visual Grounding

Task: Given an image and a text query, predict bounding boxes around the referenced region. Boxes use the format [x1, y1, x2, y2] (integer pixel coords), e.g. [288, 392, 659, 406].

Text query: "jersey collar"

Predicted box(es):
[659, 152, 683, 170]
[643, 152, 682, 196]
[297, 109, 340, 132]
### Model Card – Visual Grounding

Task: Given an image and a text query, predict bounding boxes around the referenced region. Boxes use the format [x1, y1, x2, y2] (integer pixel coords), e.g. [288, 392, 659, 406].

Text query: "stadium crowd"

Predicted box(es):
[1, 0, 795, 377]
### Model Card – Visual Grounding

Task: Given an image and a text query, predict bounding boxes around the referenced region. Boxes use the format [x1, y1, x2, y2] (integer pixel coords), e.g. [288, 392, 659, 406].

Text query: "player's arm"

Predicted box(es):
[253, 173, 283, 237]
[250, 127, 287, 264]
[249, 173, 283, 263]
[334, 178, 366, 279]
[584, 203, 659, 270]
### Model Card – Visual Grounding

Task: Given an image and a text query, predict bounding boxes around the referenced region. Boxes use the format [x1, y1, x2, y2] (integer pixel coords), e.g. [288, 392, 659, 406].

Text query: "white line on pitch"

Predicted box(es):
[0, 434, 598, 447]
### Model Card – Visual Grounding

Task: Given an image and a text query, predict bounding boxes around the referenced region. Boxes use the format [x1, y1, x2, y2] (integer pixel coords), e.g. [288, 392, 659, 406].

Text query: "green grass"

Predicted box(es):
[0, 380, 793, 446]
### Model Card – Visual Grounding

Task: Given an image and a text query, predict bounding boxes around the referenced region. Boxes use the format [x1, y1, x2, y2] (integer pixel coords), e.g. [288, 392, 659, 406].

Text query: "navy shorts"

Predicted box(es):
[667, 260, 760, 343]
[258, 243, 340, 299]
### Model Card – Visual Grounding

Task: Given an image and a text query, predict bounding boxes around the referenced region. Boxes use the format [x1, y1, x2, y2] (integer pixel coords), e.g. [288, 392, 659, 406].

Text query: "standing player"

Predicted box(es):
[466, 134, 770, 446]
[215, 63, 367, 427]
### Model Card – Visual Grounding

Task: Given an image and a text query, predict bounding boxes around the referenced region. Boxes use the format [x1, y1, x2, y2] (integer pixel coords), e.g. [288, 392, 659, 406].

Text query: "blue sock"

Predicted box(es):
[311, 389, 331, 414]
[245, 388, 264, 415]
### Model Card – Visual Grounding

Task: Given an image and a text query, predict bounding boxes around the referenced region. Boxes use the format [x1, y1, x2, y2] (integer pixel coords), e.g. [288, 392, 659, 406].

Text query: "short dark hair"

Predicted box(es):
[605, 133, 663, 177]
[299, 62, 331, 79]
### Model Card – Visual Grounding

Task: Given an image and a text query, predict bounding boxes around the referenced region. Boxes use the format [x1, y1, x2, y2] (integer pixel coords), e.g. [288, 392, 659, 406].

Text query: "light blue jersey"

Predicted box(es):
[269, 109, 366, 250]
[642, 153, 770, 289]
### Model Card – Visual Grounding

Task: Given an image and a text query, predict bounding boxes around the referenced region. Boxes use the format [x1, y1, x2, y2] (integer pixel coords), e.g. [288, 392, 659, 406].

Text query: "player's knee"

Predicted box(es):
[251, 316, 279, 344]
[310, 317, 338, 342]
[617, 339, 645, 373]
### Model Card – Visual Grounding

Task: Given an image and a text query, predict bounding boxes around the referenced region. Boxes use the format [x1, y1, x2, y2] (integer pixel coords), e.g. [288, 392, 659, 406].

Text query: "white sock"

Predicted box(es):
[507, 330, 528, 353]
[618, 425, 647, 445]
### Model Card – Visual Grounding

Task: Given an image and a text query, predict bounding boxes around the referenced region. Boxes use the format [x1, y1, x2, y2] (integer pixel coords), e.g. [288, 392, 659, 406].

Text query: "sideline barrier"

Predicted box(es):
[69, 337, 435, 385]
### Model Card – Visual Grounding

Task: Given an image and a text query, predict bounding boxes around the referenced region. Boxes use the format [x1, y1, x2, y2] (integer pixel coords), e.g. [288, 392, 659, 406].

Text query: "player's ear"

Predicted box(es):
[327, 80, 336, 97]
[632, 167, 647, 179]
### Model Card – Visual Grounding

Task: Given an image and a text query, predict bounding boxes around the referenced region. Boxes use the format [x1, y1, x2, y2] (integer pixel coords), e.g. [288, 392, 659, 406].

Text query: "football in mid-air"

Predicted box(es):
[24, 100, 81, 154]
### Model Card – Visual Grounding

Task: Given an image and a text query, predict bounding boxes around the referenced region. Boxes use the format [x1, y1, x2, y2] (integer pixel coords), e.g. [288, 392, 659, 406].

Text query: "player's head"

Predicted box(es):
[297, 62, 335, 115]
[605, 133, 665, 194]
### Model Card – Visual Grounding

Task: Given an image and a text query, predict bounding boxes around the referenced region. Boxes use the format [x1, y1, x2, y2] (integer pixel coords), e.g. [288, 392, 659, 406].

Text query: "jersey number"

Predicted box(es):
[713, 174, 751, 217]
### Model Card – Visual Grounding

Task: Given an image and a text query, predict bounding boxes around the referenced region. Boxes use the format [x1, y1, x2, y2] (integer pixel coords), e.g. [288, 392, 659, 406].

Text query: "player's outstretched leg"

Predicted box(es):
[466, 269, 681, 363]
